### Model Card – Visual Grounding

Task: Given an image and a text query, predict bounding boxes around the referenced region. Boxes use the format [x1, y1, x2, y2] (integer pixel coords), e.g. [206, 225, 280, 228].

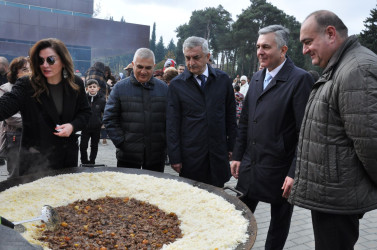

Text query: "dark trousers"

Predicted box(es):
[117, 159, 164, 173]
[80, 128, 101, 164]
[240, 196, 293, 250]
[311, 210, 361, 250]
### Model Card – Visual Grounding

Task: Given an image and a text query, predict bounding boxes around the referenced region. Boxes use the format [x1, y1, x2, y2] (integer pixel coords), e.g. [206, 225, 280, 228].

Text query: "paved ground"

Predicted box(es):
[1, 140, 377, 249]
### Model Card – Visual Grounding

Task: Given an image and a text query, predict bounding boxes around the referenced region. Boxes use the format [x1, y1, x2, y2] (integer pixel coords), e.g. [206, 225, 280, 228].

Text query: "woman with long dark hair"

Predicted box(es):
[0, 38, 90, 176]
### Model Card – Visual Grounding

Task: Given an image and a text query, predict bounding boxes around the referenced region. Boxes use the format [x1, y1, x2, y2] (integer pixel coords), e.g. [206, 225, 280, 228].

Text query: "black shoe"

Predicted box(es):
[0, 158, 5, 166]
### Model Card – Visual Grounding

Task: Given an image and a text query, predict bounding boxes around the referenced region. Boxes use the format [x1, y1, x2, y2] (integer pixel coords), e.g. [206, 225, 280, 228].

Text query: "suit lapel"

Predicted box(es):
[260, 57, 294, 96]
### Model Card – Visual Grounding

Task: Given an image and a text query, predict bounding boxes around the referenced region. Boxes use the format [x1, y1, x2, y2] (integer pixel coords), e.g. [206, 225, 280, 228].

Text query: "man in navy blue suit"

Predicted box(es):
[231, 25, 314, 250]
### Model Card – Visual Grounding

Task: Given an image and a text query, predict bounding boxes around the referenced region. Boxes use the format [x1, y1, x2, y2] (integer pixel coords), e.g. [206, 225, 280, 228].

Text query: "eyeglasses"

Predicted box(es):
[39, 56, 57, 66]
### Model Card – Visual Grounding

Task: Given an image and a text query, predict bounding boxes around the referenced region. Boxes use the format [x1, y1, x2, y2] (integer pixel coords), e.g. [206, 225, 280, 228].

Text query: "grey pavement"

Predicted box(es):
[1, 140, 377, 249]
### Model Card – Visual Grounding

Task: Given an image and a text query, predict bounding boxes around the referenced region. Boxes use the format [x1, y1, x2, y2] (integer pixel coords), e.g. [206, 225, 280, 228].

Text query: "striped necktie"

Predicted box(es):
[197, 74, 206, 88]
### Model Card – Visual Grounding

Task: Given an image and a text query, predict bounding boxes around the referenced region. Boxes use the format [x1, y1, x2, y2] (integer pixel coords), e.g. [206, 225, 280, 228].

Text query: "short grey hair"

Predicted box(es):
[182, 36, 210, 54]
[0, 56, 9, 66]
[133, 48, 155, 64]
[258, 25, 290, 48]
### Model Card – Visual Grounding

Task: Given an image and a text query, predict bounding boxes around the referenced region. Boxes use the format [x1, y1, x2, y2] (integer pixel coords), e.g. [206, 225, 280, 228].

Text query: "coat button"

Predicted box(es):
[252, 141, 256, 145]
[253, 120, 257, 124]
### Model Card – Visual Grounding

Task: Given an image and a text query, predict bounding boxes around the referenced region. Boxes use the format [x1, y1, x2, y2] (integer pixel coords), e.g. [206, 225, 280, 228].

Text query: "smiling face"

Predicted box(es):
[132, 56, 155, 83]
[184, 46, 210, 75]
[300, 16, 333, 69]
[39, 47, 63, 84]
[256, 32, 287, 72]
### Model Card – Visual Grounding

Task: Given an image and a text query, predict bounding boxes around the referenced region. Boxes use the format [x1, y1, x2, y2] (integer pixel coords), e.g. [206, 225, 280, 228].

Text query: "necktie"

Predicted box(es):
[263, 73, 272, 90]
[197, 74, 206, 88]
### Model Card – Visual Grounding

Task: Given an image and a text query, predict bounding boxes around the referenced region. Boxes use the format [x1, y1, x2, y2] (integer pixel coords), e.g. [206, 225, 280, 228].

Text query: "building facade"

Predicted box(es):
[0, 0, 150, 73]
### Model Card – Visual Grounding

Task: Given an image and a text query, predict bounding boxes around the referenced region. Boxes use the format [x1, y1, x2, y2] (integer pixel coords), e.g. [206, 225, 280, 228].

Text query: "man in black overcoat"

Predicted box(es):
[166, 36, 237, 188]
[231, 25, 313, 249]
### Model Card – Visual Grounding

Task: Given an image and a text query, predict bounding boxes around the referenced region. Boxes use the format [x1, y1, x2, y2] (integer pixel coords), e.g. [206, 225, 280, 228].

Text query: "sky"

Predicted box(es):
[94, 0, 376, 45]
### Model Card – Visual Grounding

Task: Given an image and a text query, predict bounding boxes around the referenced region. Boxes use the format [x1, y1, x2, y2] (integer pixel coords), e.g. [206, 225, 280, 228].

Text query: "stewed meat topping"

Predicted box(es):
[37, 196, 182, 249]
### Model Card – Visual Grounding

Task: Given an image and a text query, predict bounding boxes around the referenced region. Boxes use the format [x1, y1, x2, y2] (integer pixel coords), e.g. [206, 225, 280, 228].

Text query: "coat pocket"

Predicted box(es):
[327, 145, 339, 183]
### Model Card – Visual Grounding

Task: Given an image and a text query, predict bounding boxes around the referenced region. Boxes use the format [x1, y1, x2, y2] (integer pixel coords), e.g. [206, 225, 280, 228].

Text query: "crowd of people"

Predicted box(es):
[0, 9, 377, 250]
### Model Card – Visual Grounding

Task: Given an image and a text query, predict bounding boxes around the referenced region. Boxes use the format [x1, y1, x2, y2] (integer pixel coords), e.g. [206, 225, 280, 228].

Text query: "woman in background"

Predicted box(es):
[0, 38, 90, 176]
[0, 56, 30, 177]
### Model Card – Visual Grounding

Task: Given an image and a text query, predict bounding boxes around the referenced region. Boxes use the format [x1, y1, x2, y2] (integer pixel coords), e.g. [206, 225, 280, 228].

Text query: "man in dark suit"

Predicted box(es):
[166, 36, 237, 188]
[230, 25, 313, 250]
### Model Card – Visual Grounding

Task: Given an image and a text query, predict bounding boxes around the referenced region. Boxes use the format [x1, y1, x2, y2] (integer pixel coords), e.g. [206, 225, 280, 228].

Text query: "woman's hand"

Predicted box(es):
[54, 123, 74, 137]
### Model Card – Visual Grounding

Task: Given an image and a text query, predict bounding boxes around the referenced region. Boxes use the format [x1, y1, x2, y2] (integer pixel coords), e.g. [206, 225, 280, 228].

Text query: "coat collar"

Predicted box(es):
[129, 72, 155, 90]
[181, 63, 218, 82]
[256, 56, 295, 94]
[318, 35, 359, 84]
[38, 79, 78, 125]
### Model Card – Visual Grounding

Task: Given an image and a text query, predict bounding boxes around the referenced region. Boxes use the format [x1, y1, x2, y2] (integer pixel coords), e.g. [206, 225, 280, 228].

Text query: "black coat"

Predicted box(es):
[166, 65, 237, 187]
[0, 75, 91, 175]
[232, 57, 313, 204]
[103, 74, 168, 166]
[85, 93, 106, 130]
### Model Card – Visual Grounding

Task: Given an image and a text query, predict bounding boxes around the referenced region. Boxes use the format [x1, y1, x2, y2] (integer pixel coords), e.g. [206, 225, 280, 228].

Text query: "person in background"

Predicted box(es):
[153, 69, 164, 80]
[231, 25, 313, 250]
[0, 57, 9, 166]
[288, 10, 377, 250]
[103, 48, 168, 172]
[86, 62, 108, 145]
[166, 36, 237, 188]
[124, 63, 133, 77]
[177, 64, 185, 74]
[239, 75, 249, 97]
[232, 78, 239, 88]
[80, 79, 106, 165]
[163, 58, 176, 72]
[0, 57, 9, 85]
[85, 62, 107, 98]
[0, 56, 31, 177]
[104, 66, 116, 91]
[163, 67, 178, 85]
[0, 38, 90, 176]
[233, 84, 244, 124]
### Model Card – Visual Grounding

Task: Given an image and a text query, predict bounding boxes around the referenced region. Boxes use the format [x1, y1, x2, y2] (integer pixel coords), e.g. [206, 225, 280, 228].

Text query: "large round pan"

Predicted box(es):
[0, 167, 257, 249]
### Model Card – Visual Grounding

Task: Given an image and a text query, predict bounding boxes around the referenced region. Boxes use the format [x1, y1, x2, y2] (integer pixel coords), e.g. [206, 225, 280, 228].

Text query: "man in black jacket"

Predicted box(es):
[166, 36, 237, 187]
[230, 25, 313, 250]
[103, 48, 168, 172]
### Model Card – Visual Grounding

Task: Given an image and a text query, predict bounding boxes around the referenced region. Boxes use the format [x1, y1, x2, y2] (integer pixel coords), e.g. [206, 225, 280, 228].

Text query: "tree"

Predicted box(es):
[166, 39, 177, 59]
[232, 0, 307, 75]
[150, 23, 156, 53]
[360, 5, 377, 54]
[109, 16, 114, 21]
[120, 16, 126, 23]
[155, 36, 165, 63]
[175, 5, 232, 52]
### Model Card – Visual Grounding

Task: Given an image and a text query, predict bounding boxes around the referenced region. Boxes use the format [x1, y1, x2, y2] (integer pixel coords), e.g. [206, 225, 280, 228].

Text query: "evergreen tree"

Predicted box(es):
[120, 16, 125, 23]
[167, 39, 177, 59]
[150, 23, 156, 53]
[360, 5, 377, 54]
[109, 16, 114, 21]
[155, 36, 165, 63]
